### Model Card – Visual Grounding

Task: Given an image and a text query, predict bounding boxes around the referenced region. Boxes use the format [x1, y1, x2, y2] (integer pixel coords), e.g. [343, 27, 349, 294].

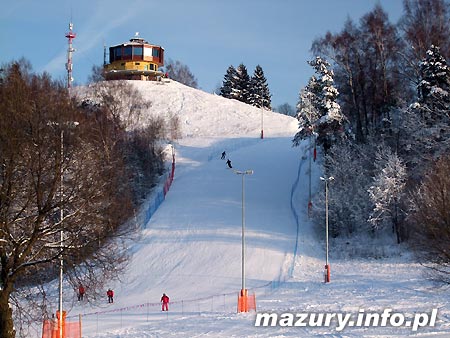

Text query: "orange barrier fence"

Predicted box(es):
[237, 289, 256, 313]
[42, 312, 81, 338]
[58, 279, 291, 336]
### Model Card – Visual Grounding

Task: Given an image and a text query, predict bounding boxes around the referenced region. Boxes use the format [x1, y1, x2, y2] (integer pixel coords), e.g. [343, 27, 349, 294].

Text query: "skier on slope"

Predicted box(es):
[107, 288, 114, 303]
[77, 283, 85, 301]
[226, 159, 232, 168]
[161, 293, 170, 311]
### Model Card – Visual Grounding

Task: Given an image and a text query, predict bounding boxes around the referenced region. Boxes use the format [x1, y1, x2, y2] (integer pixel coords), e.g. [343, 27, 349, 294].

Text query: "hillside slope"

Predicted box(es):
[130, 80, 298, 139]
[38, 80, 449, 338]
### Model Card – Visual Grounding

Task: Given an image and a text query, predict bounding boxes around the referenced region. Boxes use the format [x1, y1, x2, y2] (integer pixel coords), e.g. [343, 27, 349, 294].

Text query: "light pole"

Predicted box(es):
[320, 176, 334, 283]
[234, 169, 253, 311]
[59, 129, 64, 338]
[55, 121, 78, 337]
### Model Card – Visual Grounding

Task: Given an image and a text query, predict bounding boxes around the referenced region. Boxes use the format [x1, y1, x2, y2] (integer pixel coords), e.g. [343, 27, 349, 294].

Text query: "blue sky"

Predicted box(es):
[1, 0, 404, 108]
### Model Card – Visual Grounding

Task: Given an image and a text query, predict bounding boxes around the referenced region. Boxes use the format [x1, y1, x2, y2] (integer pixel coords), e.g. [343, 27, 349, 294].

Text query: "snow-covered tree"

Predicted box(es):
[418, 45, 450, 110]
[400, 45, 450, 180]
[317, 140, 375, 238]
[293, 57, 345, 151]
[232, 63, 251, 103]
[220, 65, 237, 99]
[368, 146, 407, 243]
[249, 65, 272, 110]
[292, 79, 321, 145]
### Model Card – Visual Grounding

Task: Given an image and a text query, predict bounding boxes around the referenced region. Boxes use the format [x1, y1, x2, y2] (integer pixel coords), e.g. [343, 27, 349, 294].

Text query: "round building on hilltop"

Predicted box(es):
[104, 35, 165, 81]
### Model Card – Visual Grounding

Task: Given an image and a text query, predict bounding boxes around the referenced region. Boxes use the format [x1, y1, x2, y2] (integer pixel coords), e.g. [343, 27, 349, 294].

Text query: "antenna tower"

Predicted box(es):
[65, 22, 76, 88]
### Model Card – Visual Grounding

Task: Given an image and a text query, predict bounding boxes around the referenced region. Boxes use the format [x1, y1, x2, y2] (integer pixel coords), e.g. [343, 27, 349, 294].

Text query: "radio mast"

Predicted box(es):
[65, 22, 76, 88]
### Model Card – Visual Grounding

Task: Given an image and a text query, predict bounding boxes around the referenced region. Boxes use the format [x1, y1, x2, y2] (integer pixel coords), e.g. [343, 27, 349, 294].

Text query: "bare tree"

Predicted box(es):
[409, 156, 450, 284]
[165, 59, 198, 88]
[312, 5, 404, 143]
[0, 62, 134, 338]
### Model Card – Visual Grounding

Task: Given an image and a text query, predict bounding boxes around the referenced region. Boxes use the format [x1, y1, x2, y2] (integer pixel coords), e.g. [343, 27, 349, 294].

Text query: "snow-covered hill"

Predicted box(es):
[37, 80, 449, 337]
[134, 80, 297, 138]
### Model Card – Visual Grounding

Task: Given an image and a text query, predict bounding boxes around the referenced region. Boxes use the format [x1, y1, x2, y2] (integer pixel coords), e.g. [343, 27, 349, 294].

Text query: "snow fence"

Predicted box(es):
[142, 152, 175, 228]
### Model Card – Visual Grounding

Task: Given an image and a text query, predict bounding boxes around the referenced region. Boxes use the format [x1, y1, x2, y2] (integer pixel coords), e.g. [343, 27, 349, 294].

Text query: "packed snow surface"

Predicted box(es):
[37, 80, 449, 337]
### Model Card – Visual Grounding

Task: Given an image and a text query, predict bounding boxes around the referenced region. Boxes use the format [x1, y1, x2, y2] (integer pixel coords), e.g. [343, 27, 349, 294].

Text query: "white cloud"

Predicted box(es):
[42, 2, 141, 74]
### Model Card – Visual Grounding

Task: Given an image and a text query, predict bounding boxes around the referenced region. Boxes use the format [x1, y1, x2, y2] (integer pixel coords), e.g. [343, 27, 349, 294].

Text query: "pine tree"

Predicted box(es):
[418, 45, 450, 110]
[293, 57, 344, 151]
[220, 65, 237, 99]
[249, 65, 272, 110]
[400, 45, 450, 180]
[292, 82, 320, 145]
[232, 63, 251, 103]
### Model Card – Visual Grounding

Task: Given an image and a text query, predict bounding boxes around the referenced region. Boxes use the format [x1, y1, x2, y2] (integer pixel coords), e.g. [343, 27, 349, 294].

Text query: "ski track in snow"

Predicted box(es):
[29, 80, 449, 338]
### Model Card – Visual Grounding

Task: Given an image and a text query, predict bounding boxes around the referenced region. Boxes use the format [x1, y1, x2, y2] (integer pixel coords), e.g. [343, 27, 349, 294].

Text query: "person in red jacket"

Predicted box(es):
[107, 289, 114, 303]
[78, 283, 85, 301]
[161, 293, 169, 311]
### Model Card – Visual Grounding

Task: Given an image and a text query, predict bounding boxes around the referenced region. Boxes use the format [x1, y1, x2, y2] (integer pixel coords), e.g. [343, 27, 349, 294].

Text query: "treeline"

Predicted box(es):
[0, 60, 170, 338]
[294, 0, 450, 281]
[219, 64, 272, 110]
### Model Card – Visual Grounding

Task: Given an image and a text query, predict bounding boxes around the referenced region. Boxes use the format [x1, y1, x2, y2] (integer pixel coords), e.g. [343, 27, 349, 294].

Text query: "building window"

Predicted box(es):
[124, 46, 132, 58]
[110, 47, 122, 62]
[150, 64, 154, 70]
[135, 63, 140, 65]
[133, 46, 143, 57]
[152, 48, 159, 58]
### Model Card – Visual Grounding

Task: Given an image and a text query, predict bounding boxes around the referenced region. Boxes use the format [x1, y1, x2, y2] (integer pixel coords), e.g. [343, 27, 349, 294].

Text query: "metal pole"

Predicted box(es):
[59, 129, 64, 337]
[308, 134, 312, 209]
[241, 173, 245, 291]
[234, 170, 252, 311]
[325, 180, 329, 268]
[321, 176, 333, 283]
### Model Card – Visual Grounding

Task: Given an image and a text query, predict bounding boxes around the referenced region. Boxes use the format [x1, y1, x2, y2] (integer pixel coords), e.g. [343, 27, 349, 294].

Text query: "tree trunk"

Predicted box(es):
[0, 289, 16, 338]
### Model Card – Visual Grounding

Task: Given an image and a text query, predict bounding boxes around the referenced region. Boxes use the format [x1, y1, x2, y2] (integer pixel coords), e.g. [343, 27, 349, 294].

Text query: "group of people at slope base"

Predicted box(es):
[221, 151, 232, 169]
[78, 285, 170, 311]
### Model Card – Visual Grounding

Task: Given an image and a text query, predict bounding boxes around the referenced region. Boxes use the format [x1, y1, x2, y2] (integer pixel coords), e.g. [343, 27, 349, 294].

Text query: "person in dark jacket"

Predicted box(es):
[221, 151, 226, 160]
[161, 293, 170, 311]
[226, 159, 232, 168]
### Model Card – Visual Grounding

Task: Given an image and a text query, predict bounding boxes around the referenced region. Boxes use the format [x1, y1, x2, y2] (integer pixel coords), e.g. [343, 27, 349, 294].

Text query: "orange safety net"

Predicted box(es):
[42, 312, 81, 338]
[237, 289, 256, 313]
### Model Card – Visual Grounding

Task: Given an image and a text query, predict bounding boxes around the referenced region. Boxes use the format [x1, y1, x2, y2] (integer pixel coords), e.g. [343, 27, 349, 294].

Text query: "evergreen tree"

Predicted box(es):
[292, 81, 320, 145]
[418, 45, 450, 109]
[232, 63, 251, 103]
[249, 65, 272, 110]
[293, 57, 344, 151]
[220, 65, 237, 99]
[400, 45, 450, 180]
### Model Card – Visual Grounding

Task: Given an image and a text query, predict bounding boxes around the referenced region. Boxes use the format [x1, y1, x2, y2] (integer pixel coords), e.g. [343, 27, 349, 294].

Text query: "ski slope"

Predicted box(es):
[39, 81, 450, 337]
